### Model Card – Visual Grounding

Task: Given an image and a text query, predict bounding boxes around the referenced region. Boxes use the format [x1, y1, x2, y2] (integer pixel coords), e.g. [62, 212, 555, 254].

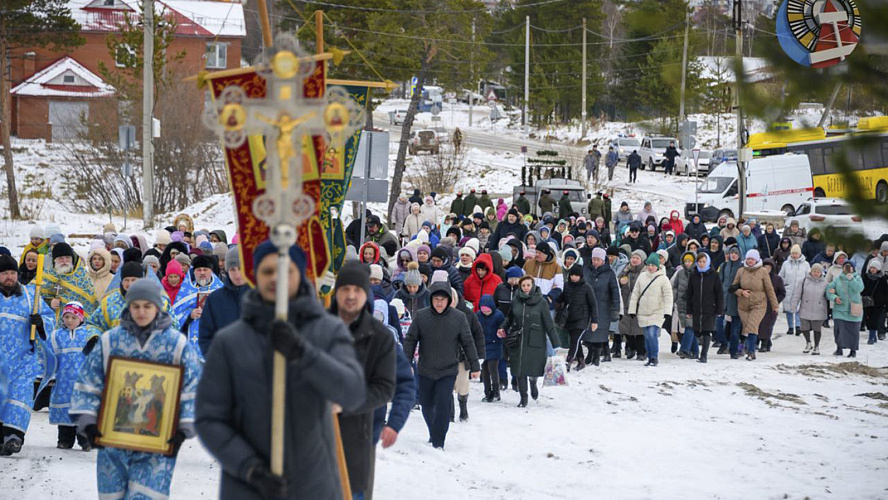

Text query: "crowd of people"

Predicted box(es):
[1, 187, 887, 498]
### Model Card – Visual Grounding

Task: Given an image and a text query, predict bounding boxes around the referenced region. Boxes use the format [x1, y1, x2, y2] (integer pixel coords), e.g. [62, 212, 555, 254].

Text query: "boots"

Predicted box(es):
[575, 356, 587, 371]
[517, 394, 528, 408]
[1, 436, 23, 456]
[847, 350, 856, 358]
[717, 345, 728, 355]
[625, 345, 635, 360]
[868, 331, 878, 345]
[671, 342, 678, 354]
[812, 345, 820, 355]
[458, 395, 469, 422]
[803, 342, 813, 353]
[584, 349, 594, 365]
[795, 326, 801, 336]
[602, 346, 612, 362]
[492, 386, 501, 402]
[833, 348, 843, 356]
[591, 347, 600, 367]
[565, 356, 574, 372]
[530, 379, 539, 401]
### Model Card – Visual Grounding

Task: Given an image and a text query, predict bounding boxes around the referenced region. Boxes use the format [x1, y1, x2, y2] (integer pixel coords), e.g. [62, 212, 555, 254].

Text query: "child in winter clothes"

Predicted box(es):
[477, 295, 505, 402]
[49, 302, 92, 450]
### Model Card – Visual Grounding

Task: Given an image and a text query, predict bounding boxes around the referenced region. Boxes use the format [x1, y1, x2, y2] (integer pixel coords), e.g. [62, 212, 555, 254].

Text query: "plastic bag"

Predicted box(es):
[543, 356, 568, 387]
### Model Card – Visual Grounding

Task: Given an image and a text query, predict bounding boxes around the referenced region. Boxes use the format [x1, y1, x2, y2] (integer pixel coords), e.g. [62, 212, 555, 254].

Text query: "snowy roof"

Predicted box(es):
[696, 56, 773, 84]
[66, 0, 245, 37]
[11, 57, 115, 98]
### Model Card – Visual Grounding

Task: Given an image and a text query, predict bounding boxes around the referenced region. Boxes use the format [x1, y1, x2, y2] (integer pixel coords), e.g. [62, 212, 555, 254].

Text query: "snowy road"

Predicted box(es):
[4, 328, 887, 499]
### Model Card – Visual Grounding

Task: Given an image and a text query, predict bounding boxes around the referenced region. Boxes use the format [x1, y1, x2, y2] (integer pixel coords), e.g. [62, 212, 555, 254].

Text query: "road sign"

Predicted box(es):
[486, 88, 497, 102]
[118, 125, 136, 150]
[692, 148, 700, 164]
[521, 146, 528, 153]
[430, 105, 441, 116]
[352, 131, 390, 180]
[431, 116, 442, 121]
[345, 179, 389, 203]
[121, 160, 133, 177]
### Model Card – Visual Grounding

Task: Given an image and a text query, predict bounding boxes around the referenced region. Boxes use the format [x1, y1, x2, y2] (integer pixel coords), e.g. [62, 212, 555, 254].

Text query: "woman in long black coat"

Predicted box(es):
[582, 247, 621, 365]
[684, 253, 724, 363]
[758, 258, 786, 352]
[555, 266, 598, 370]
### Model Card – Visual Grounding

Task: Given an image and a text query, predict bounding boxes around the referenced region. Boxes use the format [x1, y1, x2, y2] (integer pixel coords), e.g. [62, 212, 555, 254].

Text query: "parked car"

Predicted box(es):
[409, 129, 440, 155]
[639, 135, 684, 172]
[789, 198, 861, 234]
[678, 150, 712, 175]
[392, 109, 408, 125]
[611, 137, 641, 162]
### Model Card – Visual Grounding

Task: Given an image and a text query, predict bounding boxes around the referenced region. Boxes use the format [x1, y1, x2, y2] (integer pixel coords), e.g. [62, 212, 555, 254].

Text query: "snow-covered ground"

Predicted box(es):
[6, 329, 888, 499]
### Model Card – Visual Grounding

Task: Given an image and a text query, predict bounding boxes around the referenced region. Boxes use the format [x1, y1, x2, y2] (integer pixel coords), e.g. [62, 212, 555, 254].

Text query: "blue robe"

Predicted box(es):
[0, 284, 56, 434]
[70, 316, 202, 499]
[171, 275, 222, 354]
[47, 326, 91, 426]
[41, 260, 99, 317]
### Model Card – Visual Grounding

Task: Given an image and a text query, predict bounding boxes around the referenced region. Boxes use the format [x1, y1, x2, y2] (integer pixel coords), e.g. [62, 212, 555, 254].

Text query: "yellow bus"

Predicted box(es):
[747, 116, 888, 203]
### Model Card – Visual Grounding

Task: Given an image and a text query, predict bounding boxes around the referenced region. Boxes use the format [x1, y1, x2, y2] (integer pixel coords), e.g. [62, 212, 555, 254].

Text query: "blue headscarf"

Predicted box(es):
[696, 253, 711, 273]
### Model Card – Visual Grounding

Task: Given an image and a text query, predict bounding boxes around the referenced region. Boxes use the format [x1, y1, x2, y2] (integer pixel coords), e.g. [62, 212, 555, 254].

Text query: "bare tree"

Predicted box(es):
[405, 143, 463, 195]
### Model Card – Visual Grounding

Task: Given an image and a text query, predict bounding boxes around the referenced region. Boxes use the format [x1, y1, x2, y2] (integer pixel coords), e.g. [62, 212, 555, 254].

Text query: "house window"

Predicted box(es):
[205, 42, 228, 69]
[63, 74, 75, 84]
[115, 44, 135, 68]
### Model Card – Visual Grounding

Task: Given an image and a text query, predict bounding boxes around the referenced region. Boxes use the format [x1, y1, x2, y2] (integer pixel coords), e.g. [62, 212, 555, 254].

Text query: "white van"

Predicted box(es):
[685, 153, 813, 222]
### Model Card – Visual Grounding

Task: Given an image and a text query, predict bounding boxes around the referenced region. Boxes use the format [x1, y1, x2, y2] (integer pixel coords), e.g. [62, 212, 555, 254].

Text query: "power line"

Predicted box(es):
[282, 0, 568, 14]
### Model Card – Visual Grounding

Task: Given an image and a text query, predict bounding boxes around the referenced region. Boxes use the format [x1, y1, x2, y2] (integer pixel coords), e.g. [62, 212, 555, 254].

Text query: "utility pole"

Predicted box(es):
[469, 18, 475, 128]
[581, 18, 587, 138]
[524, 15, 530, 133]
[733, 0, 746, 218]
[142, 0, 154, 227]
[679, 10, 690, 123]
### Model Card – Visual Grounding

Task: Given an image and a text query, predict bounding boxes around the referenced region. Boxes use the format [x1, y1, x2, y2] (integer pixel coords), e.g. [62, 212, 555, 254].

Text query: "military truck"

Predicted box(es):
[512, 178, 589, 217]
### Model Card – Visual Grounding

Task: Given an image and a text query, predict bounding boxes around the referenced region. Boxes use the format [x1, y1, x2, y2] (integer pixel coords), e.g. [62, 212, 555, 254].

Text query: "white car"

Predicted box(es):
[788, 198, 861, 234]
[679, 150, 712, 175]
[612, 137, 641, 161]
[392, 109, 408, 125]
[639, 136, 685, 173]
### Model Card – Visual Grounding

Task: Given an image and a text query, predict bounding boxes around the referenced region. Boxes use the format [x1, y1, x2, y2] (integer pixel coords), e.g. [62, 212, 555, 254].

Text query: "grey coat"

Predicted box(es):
[583, 262, 620, 342]
[790, 273, 829, 321]
[195, 288, 366, 500]
[779, 254, 810, 313]
[618, 263, 643, 336]
[671, 266, 693, 329]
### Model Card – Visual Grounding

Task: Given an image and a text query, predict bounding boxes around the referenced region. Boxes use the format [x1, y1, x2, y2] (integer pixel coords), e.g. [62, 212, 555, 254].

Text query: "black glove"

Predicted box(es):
[167, 430, 186, 457]
[664, 314, 672, 326]
[246, 463, 287, 499]
[270, 319, 306, 361]
[629, 313, 636, 320]
[82, 424, 104, 449]
[29, 314, 46, 340]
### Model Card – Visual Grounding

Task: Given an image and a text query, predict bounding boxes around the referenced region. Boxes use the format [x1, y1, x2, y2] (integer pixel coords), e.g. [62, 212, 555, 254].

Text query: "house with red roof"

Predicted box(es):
[8, 0, 245, 141]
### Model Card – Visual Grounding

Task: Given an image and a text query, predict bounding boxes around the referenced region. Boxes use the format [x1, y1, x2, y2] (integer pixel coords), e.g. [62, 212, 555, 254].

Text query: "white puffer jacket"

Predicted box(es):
[628, 267, 673, 328]
[779, 254, 810, 313]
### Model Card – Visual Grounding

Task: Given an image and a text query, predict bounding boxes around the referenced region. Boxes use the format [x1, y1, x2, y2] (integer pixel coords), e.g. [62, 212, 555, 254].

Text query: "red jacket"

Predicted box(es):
[463, 253, 503, 311]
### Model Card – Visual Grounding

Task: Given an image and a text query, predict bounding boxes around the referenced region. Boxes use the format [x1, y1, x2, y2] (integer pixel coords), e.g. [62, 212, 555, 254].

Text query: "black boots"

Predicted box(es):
[575, 356, 587, 371]
[458, 395, 469, 422]
[644, 358, 658, 367]
[625, 346, 636, 359]
[847, 350, 856, 358]
[671, 342, 678, 354]
[518, 395, 528, 408]
[591, 347, 600, 367]
[602, 346, 612, 362]
[530, 378, 539, 400]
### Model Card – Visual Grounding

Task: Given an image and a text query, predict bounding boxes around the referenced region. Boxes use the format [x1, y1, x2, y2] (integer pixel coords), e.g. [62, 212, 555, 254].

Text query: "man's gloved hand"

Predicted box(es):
[664, 314, 672, 326]
[246, 463, 287, 499]
[29, 314, 46, 340]
[270, 319, 306, 361]
[167, 430, 187, 457]
[82, 424, 104, 449]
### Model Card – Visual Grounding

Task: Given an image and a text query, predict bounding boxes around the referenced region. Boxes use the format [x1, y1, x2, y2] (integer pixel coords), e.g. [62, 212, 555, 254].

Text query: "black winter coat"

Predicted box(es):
[493, 282, 515, 317]
[403, 283, 481, 379]
[555, 280, 598, 331]
[198, 277, 251, 356]
[684, 266, 724, 332]
[490, 219, 528, 250]
[195, 289, 366, 500]
[757, 231, 781, 258]
[337, 309, 396, 493]
[583, 262, 621, 341]
[455, 293, 487, 362]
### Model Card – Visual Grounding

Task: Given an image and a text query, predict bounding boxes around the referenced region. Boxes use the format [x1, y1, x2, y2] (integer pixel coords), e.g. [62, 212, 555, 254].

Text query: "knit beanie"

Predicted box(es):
[591, 247, 607, 261]
[745, 249, 761, 265]
[431, 247, 450, 263]
[192, 254, 215, 270]
[155, 229, 172, 246]
[790, 244, 802, 255]
[45, 223, 62, 239]
[606, 246, 619, 257]
[29, 225, 44, 239]
[121, 261, 143, 280]
[458, 246, 476, 261]
[50, 233, 66, 245]
[404, 262, 422, 287]
[631, 249, 647, 262]
[125, 279, 164, 309]
[369, 264, 384, 281]
[225, 247, 240, 272]
[568, 265, 583, 278]
[63, 301, 85, 322]
[431, 270, 450, 284]
[123, 247, 142, 264]
[335, 261, 371, 297]
[252, 240, 307, 277]
[213, 242, 228, 259]
[505, 266, 524, 279]
[498, 246, 513, 264]
[810, 263, 824, 275]
[645, 253, 661, 269]
[165, 259, 184, 278]
[175, 253, 192, 267]
[143, 255, 160, 269]
[0, 255, 18, 273]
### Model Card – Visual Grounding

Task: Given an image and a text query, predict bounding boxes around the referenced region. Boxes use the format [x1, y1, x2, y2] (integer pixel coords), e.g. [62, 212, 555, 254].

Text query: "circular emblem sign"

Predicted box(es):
[776, 0, 861, 68]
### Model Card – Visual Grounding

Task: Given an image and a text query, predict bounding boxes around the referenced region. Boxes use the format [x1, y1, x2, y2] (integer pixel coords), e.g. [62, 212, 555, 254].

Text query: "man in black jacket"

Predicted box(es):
[331, 262, 396, 500]
[198, 246, 251, 356]
[403, 282, 480, 450]
[195, 241, 366, 500]
[489, 208, 528, 250]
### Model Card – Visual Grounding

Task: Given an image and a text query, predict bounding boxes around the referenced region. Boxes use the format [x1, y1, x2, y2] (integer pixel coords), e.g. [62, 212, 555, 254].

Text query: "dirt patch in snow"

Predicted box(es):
[775, 362, 888, 380]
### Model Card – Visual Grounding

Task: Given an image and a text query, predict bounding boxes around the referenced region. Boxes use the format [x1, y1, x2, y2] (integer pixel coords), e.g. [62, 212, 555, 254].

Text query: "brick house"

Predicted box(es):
[8, 0, 245, 141]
